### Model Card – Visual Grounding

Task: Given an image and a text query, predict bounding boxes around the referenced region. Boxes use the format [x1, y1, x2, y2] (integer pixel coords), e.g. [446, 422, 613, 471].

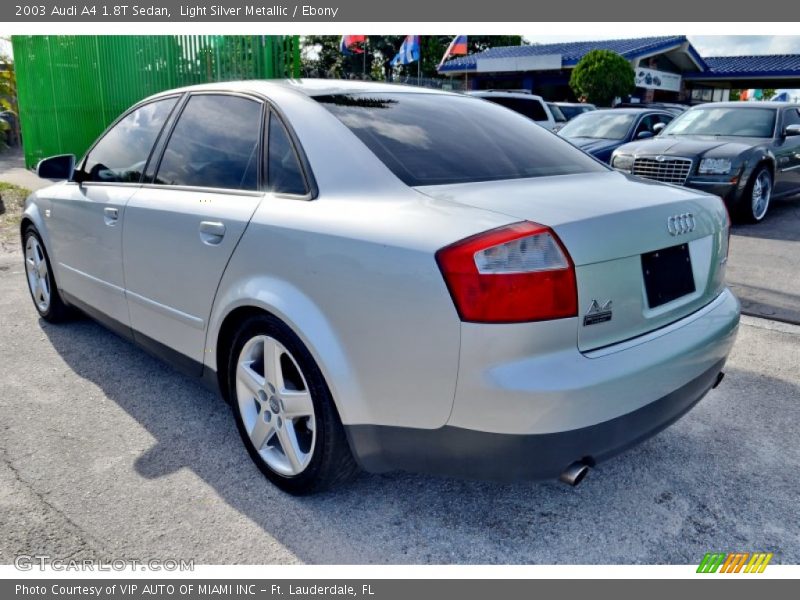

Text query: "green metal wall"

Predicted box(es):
[12, 35, 301, 168]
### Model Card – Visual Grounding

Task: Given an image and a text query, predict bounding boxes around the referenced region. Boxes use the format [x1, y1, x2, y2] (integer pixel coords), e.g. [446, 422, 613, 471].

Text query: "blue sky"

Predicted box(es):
[525, 35, 800, 56]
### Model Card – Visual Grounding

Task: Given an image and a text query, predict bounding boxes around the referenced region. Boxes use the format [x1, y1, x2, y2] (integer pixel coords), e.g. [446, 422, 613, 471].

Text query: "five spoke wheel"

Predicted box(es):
[25, 235, 51, 313]
[235, 335, 316, 477]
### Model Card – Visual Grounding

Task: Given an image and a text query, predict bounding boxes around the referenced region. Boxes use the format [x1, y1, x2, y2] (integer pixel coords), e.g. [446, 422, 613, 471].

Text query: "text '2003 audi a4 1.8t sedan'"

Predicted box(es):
[23, 80, 739, 494]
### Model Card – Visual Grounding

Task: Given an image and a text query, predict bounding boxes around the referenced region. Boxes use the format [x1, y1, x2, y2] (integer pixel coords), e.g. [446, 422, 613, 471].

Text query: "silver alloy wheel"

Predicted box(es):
[751, 169, 772, 221]
[235, 335, 316, 476]
[25, 236, 51, 313]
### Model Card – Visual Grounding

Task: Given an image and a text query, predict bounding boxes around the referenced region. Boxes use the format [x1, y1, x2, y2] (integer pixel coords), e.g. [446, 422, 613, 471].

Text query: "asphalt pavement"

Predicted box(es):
[0, 250, 798, 565]
[727, 194, 800, 324]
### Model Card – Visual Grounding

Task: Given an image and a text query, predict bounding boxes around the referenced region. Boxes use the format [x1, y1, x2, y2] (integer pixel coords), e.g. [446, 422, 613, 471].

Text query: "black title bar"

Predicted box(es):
[3, 0, 799, 21]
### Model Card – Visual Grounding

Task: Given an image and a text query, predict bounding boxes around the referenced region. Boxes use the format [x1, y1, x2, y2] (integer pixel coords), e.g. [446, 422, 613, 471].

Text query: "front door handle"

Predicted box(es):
[199, 220, 226, 245]
[103, 207, 119, 226]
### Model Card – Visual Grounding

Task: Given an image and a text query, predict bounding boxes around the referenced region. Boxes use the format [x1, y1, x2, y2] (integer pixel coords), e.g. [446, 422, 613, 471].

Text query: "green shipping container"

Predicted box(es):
[12, 35, 301, 168]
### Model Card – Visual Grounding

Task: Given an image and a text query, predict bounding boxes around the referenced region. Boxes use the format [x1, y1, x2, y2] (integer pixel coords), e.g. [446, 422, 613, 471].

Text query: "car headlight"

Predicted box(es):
[612, 154, 634, 171]
[698, 158, 733, 175]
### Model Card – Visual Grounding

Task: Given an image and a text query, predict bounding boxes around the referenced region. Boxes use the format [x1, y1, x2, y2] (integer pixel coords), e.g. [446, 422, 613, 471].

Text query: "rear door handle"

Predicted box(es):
[199, 220, 226, 245]
[103, 207, 119, 226]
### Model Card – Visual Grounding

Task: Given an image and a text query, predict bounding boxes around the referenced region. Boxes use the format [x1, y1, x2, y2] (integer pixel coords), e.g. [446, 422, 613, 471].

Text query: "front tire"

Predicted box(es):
[738, 166, 773, 223]
[226, 313, 359, 495]
[23, 226, 71, 323]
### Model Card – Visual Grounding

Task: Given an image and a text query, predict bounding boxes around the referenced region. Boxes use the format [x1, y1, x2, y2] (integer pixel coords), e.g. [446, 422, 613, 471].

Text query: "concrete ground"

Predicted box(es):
[727, 194, 800, 324]
[0, 249, 798, 565]
[0, 150, 46, 192]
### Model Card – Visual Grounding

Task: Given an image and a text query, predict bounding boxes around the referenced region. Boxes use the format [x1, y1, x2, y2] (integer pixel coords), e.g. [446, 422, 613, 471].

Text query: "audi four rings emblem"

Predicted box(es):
[667, 213, 696, 236]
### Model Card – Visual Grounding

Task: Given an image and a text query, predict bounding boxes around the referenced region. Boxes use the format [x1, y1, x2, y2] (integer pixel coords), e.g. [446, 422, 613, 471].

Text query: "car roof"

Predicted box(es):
[595, 107, 671, 115]
[554, 101, 594, 107]
[467, 90, 546, 101]
[144, 78, 456, 103]
[690, 101, 799, 109]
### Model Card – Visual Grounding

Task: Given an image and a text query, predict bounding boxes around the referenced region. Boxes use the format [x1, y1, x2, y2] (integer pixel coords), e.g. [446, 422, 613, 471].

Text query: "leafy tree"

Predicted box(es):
[570, 50, 635, 107]
[0, 40, 19, 149]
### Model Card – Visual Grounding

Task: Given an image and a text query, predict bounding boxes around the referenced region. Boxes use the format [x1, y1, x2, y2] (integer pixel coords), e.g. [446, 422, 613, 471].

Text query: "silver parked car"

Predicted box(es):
[23, 80, 739, 494]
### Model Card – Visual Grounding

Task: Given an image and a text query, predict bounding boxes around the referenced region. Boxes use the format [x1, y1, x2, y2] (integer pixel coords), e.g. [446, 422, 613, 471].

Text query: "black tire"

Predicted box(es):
[736, 165, 773, 224]
[226, 313, 359, 495]
[22, 225, 72, 323]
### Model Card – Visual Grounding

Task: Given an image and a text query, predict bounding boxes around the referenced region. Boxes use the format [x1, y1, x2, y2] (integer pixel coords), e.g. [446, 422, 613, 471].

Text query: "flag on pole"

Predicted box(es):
[438, 35, 468, 67]
[391, 35, 421, 67]
[340, 35, 366, 55]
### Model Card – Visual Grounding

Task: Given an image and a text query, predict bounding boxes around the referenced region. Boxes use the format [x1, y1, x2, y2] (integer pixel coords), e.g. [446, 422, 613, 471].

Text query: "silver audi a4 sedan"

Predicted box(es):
[23, 80, 739, 494]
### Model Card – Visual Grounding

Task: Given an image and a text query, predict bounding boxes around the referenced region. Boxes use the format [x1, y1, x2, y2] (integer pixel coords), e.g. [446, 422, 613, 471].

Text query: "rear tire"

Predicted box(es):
[736, 166, 772, 223]
[22, 226, 71, 323]
[226, 313, 359, 495]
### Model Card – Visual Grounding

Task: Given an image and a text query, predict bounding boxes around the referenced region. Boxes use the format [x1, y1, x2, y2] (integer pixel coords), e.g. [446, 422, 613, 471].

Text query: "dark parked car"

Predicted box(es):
[611, 102, 800, 223]
[557, 108, 674, 163]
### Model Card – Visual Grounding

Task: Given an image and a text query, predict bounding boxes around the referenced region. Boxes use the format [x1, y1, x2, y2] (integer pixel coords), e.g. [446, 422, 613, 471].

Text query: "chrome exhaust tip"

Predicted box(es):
[559, 461, 590, 487]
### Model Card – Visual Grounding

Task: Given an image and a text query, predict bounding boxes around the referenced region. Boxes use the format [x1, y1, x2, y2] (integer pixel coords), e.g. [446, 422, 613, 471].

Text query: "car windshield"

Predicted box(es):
[315, 93, 606, 186]
[558, 112, 636, 140]
[662, 107, 777, 137]
[548, 104, 567, 122]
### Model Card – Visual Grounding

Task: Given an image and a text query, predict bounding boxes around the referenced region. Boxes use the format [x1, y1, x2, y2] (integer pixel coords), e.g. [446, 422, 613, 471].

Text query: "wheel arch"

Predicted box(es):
[208, 281, 365, 426]
[20, 203, 60, 288]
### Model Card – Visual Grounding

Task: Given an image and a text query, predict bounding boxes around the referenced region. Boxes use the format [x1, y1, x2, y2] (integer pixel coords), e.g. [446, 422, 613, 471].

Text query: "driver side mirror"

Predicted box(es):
[36, 154, 76, 180]
[636, 131, 654, 140]
[784, 124, 800, 137]
[653, 122, 667, 134]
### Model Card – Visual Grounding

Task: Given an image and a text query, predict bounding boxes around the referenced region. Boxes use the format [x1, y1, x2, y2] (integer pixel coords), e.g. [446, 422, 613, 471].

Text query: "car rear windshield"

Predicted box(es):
[315, 93, 606, 186]
[480, 96, 549, 122]
[557, 105, 586, 120]
[558, 112, 636, 140]
[662, 107, 777, 138]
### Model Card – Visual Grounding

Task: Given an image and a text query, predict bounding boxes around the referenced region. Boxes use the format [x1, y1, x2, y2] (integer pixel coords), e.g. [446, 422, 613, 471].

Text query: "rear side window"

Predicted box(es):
[155, 94, 262, 190]
[82, 97, 176, 183]
[483, 96, 548, 122]
[316, 93, 605, 187]
[267, 112, 308, 196]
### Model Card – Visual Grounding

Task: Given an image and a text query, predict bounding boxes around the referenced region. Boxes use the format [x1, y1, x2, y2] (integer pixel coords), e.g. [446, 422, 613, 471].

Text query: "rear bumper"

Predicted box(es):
[346, 288, 739, 481]
[347, 358, 724, 480]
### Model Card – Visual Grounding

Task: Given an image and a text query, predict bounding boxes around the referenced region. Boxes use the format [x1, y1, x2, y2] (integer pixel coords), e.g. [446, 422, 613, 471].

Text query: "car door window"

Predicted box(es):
[82, 97, 177, 183]
[634, 115, 658, 137]
[267, 112, 308, 196]
[155, 94, 262, 191]
[783, 108, 800, 128]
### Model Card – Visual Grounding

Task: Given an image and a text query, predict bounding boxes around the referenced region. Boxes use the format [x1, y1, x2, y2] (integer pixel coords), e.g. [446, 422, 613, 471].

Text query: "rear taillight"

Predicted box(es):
[435, 221, 577, 323]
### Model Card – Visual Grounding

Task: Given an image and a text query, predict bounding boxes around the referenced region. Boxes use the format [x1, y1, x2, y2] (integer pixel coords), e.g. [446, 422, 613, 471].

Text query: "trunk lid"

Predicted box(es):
[417, 171, 729, 351]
